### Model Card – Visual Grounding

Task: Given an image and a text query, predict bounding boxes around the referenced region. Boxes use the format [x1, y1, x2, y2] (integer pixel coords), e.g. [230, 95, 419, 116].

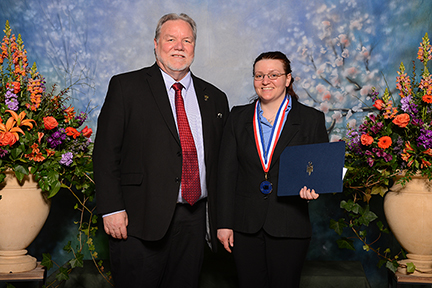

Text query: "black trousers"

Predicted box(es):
[233, 229, 310, 288]
[109, 200, 206, 288]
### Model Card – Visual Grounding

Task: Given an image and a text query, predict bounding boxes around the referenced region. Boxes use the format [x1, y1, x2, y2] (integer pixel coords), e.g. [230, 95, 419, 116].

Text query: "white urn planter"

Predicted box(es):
[384, 174, 432, 276]
[0, 171, 51, 273]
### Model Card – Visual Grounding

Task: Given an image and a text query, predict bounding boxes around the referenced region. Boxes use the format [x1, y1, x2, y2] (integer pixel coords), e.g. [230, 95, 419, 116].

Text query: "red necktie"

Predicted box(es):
[172, 82, 201, 205]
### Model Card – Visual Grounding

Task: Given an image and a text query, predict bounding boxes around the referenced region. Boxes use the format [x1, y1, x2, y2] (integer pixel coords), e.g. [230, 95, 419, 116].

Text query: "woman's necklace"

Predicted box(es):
[265, 114, 276, 125]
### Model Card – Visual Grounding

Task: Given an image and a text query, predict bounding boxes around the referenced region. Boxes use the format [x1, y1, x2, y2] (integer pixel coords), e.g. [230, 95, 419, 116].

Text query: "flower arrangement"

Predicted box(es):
[0, 21, 110, 285]
[331, 33, 432, 272]
[0, 20, 93, 198]
[344, 32, 432, 197]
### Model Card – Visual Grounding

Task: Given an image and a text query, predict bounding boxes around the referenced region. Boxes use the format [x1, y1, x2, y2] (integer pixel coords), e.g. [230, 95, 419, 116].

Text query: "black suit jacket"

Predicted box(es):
[93, 63, 229, 248]
[217, 96, 328, 238]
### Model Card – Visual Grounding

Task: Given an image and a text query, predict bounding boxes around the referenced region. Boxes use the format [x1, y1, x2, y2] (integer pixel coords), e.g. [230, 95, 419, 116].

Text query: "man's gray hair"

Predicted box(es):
[154, 13, 197, 43]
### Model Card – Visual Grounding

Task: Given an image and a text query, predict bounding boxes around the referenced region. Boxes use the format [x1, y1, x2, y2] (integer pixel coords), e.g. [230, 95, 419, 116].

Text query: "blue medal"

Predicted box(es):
[253, 96, 289, 195]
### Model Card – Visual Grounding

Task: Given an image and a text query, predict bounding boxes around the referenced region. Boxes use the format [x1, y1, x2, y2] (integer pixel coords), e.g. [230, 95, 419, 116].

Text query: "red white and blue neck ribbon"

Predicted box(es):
[253, 96, 289, 173]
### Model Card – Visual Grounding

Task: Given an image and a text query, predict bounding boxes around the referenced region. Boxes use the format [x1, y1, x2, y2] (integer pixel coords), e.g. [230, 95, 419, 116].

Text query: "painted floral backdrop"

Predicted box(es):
[1, 0, 432, 287]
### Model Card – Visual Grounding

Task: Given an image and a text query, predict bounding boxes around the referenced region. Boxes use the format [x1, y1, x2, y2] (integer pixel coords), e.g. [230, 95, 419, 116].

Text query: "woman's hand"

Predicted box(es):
[299, 186, 319, 200]
[217, 228, 234, 253]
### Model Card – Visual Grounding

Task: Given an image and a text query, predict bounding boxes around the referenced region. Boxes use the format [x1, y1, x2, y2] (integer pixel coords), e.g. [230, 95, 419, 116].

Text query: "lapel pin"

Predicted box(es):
[204, 95, 209, 101]
[217, 113, 223, 118]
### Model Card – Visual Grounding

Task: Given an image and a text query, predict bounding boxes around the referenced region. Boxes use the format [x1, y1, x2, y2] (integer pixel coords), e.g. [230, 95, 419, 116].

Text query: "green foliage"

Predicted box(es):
[69, 252, 84, 268]
[336, 238, 355, 250]
[41, 253, 53, 270]
[406, 262, 416, 273]
[386, 260, 399, 273]
[56, 267, 70, 282]
[329, 218, 347, 235]
[331, 32, 432, 275]
[0, 21, 112, 286]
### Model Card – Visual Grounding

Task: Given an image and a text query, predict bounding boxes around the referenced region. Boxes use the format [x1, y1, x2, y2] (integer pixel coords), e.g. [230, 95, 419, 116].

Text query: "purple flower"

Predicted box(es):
[5, 89, 15, 99]
[47, 128, 67, 148]
[393, 137, 404, 155]
[370, 91, 379, 101]
[373, 148, 385, 158]
[400, 95, 412, 112]
[412, 118, 424, 126]
[383, 153, 393, 162]
[5, 98, 18, 111]
[418, 128, 432, 149]
[59, 152, 74, 166]
[371, 122, 384, 134]
[75, 112, 88, 127]
[0, 149, 8, 158]
[367, 157, 374, 167]
[345, 129, 363, 154]
[5, 89, 19, 111]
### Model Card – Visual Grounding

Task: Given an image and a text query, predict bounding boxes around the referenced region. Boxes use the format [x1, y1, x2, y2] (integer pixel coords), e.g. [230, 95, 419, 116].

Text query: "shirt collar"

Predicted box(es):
[259, 95, 292, 119]
[160, 69, 192, 93]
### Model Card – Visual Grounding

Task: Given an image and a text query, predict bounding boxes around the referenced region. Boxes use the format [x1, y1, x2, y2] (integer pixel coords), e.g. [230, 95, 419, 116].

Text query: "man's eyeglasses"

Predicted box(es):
[253, 72, 286, 81]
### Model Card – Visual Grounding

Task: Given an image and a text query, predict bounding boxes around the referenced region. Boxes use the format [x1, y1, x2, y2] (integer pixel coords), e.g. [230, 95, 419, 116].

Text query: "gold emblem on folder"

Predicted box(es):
[307, 162, 313, 176]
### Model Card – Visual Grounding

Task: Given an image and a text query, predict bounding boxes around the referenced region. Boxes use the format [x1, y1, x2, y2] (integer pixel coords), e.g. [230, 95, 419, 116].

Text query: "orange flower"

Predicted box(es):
[46, 149, 55, 157]
[401, 152, 410, 162]
[38, 132, 44, 143]
[378, 136, 392, 149]
[65, 127, 80, 139]
[24, 143, 46, 162]
[43, 116, 58, 130]
[423, 148, 432, 156]
[423, 94, 432, 104]
[64, 106, 76, 123]
[0, 110, 36, 143]
[0, 131, 17, 146]
[32, 152, 45, 162]
[404, 141, 415, 152]
[361, 134, 373, 146]
[400, 141, 415, 167]
[81, 126, 92, 138]
[421, 159, 432, 168]
[12, 81, 20, 94]
[373, 99, 384, 110]
[392, 113, 410, 128]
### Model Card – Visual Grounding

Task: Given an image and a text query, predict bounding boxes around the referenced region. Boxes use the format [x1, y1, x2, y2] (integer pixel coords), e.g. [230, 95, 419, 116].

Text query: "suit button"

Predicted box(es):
[175, 177, 180, 183]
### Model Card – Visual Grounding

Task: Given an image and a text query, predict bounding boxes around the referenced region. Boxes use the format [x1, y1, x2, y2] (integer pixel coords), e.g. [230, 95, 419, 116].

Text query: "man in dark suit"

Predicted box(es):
[93, 13, 229, 288]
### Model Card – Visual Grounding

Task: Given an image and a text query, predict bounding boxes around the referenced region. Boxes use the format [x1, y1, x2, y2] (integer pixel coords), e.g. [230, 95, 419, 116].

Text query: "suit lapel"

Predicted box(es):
[271, 97, 301, 168]
[192, 74, 212, 160]
[146, 63, 180, 145]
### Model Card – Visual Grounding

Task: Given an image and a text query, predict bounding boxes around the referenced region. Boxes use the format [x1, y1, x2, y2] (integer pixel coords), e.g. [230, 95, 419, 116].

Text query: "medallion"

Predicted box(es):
[260, 180, 273, 194]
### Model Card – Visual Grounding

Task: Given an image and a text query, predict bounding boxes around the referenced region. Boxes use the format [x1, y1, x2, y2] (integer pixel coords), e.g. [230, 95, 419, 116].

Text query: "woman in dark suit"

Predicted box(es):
[217, 51, 328, 288]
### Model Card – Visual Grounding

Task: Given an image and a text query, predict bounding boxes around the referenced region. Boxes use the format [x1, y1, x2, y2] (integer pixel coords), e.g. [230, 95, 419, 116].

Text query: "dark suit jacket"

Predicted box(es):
[93, 63, 229, 248]
[217, 96, 328, 238]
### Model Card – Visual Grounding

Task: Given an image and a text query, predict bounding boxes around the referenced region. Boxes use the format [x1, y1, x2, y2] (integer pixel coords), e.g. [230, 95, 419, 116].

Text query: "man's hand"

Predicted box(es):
[217, 228, 234, 253]
[103, 211, 129, 239]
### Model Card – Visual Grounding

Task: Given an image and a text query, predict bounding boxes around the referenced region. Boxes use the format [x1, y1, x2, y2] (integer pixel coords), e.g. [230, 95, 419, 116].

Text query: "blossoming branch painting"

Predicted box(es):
[1, 0, 432, 287]
[1, 0, 431, 137]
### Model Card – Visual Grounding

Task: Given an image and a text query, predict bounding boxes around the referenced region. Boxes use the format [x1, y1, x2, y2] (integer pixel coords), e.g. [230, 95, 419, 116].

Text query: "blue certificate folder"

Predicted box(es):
[277, 141, 346, 196]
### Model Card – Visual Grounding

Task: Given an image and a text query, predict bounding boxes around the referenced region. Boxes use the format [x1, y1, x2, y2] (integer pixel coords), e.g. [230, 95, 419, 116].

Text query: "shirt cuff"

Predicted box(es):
[102, 210, 126, 217]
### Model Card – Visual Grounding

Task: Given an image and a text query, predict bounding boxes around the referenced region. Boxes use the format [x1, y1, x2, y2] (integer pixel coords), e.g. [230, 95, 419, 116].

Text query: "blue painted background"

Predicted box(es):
[1, 0, 432, 287]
